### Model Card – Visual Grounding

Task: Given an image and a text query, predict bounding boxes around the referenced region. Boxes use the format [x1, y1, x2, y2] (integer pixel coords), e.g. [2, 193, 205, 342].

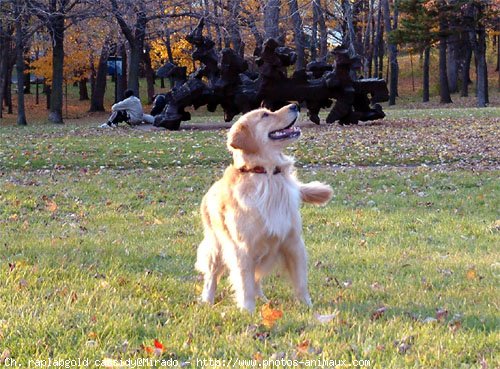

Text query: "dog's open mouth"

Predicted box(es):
[268, 117, 301, 140]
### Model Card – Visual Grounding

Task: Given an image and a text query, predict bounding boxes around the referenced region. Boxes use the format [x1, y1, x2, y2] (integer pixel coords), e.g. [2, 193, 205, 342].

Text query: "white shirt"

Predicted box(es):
[111, 96, 144, 124]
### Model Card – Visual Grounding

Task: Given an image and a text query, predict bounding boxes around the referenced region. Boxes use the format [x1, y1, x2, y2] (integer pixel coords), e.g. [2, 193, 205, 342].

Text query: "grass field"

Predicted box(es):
[0, 109, 499, 368]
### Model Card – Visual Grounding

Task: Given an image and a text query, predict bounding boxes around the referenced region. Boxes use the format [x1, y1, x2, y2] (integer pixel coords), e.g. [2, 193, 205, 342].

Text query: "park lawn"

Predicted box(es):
[0, 112, 499, 368]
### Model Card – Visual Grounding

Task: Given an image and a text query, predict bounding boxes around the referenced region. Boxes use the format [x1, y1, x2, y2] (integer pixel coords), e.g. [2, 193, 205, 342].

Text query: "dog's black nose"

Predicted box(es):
[290, 104, 300, 112]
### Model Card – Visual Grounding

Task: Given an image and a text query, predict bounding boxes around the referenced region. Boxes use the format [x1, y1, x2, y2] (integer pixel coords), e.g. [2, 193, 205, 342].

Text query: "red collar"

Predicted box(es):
[239, 166, 282, 175]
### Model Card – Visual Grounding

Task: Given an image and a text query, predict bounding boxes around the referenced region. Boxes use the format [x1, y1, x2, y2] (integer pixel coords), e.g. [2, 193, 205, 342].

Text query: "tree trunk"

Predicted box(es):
[49, 15, 65, 123]
[343, 0, 357, 56]
[264, 0, 281, 40]
[460, 45, 472, 97]
[0, 19, 10, 119]
[373, 5, 384, 78]
[128, 43, 141, 97]
[118, 44, 128, 100]
[363, 0, 375, 77]
[143, 44, 155, 104]
[289, 0, 305, 70]
[89, 41, 108, 112]
[113, 2, 147, 98]
[311, 5, 318, 60]
[5, 61, 13, 114]
[475, 22, 487, 107]
[228, 0, 244, 56]
[15, 0, 27, 125]
[447, 2, 459, 93]
[496, 34, 499, 72]
[438, 1, 452, 104]
[317, 0, 328, 60]
[213, 0, 223, 49]
[422, 46, 430, 102]
[79, 79, 89, 100]
[382, 0, 398, 105]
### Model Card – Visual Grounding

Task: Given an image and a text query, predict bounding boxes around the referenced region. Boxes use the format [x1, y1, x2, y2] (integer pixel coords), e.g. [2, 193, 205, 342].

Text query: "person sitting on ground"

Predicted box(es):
[100, 89, 154, 128]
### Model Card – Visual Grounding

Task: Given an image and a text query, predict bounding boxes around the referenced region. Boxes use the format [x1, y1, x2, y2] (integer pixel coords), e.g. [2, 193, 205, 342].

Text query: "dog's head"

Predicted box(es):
[227, 104, 300, 156]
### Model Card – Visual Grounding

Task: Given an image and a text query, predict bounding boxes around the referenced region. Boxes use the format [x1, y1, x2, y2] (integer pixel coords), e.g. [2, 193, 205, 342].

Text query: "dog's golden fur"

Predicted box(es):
[195, 104, 333, 311]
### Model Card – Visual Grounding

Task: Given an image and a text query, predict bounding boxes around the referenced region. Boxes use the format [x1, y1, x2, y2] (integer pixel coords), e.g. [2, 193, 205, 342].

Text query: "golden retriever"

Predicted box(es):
[195, 104, 333, 312]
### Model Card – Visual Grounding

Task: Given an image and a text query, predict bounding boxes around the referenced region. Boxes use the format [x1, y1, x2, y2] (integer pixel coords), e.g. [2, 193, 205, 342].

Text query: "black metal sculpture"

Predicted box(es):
[152, 19, 389, 130]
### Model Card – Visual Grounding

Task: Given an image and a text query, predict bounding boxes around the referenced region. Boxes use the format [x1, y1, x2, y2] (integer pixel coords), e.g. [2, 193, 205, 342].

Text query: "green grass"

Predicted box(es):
[0, 110, 499, 368]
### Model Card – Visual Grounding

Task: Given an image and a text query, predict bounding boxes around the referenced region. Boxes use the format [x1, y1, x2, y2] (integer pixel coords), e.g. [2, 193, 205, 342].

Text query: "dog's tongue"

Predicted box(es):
[269, 126, 301, 140]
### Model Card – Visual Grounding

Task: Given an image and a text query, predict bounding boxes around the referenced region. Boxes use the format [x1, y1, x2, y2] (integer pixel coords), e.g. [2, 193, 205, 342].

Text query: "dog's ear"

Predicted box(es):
[228, 124, 259, 153]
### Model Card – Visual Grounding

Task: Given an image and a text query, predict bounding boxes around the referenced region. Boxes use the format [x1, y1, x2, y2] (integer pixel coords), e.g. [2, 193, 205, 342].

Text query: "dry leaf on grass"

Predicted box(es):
[261, 303, 283, 328]
[314, 311, 339, 324]
[371, 306, 388, 321]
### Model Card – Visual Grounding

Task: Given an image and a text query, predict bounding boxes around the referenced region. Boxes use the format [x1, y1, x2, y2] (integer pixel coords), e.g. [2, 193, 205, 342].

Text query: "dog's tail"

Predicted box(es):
[300, 181, 333, 206]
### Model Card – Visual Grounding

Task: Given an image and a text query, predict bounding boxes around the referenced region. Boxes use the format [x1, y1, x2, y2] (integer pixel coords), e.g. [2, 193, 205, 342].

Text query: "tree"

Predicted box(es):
[264, 0, 280, 40]
[109, 0, 193, 98]
[89, 36, 110, 112]
[393, 0, 436, 102]
[382, 0, 399, 105]
[28, 0, 92, 124]
[0, 1, 14, 119]
[437, 0, 452, 103]
[288, 0, 306, 70]
[463, 1, 489, 107]
[14, 0, 28, 125]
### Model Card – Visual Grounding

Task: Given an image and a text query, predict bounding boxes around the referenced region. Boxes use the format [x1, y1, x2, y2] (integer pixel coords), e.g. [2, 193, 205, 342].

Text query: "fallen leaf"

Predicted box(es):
[154, 339, 165, 353]
[87, 331, 97, 339]
[397, 343, 411, 354]
[142, 345, 154, 354]
[70, 291, 78, 304]
[394, 336, 414, 355]
[45, 200, 58, 212]
[261, 302, 283, 328]
[371, 306, 388, 320]
[253, 352, 263, 361]
[314, 311, 338, 324]
[422, 317, 437, 324]
[436, 308, 448, 321]
[296, 340, 310, 354]
[18, 278, 28, 289]
[466, 267, 477, 280]
[370, 282, 384, 291]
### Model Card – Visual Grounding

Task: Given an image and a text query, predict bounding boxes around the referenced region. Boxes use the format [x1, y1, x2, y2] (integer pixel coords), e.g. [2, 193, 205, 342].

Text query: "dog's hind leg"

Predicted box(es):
[282, 232, 312, 307]
[254, 279, 268, 302]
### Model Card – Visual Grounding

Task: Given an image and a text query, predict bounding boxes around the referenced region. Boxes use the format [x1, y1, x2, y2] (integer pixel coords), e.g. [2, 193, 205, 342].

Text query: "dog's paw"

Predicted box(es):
[237, 300, 256, 313]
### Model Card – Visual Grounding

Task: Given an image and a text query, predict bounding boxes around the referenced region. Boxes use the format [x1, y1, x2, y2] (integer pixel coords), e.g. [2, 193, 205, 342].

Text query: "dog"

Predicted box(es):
[195, 104, 333, 312]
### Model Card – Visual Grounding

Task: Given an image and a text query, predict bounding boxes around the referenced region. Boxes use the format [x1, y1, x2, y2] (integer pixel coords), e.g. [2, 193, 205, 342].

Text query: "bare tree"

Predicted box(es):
[381, 0, 398, 105]
[0, 3, 15, 119]
[14, 0, 27, 125]
[437, 0, 452, 103]
[109, 0, 193, 98]
[288, 0, 305, 69]
[264, 0, 280, 40]
[227, 0, 244, 55]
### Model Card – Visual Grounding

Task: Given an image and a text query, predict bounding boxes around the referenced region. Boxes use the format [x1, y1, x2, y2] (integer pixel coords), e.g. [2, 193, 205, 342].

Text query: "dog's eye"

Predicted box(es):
[261, 112, 269, 118]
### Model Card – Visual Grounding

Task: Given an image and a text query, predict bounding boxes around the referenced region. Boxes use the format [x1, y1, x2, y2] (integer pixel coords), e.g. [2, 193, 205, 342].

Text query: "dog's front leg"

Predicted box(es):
[200, 272, 217, 304]
[282, 232, 312, 307]
[230, 266, 256, 312]
[224, 248, 256, 312]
